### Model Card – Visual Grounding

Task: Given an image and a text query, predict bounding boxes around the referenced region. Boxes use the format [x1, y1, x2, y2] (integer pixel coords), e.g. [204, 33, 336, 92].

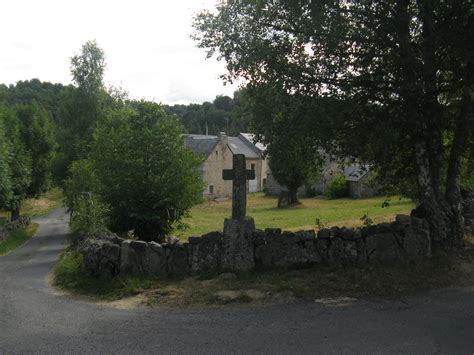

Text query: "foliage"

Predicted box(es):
[240, 84, 323, 205]
[0, 119, 12, 209]
[194, 0, 474, 245]
[64, 159, 101, 213]
[90, 101, 203, 241]
[16, 104, 56, 196]
[326, 174, 349, 199]
[54, 40, 108, 184]
[70, 193, 109, 236]
[0, 106, 32, 219]
[360, 212, 374, 227]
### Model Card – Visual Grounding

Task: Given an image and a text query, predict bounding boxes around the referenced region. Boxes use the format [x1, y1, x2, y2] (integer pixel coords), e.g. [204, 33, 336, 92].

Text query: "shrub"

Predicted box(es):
[70, 193, 109, 237]
[327, 174, 349, 199]
[91, 102, 203, 242]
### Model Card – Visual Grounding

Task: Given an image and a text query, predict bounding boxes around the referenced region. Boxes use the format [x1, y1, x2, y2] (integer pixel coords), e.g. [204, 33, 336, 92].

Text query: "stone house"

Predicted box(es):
[184, 133, 268, 199]
[266, 161, 378, 199]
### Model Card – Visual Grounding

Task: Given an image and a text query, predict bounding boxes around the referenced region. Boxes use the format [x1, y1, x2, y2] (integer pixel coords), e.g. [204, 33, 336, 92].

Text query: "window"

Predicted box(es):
[263, 178, 267, 187]
[251, 163, 255, 170]
[209, 185, 214, 194]
[216, 150, 218, 156]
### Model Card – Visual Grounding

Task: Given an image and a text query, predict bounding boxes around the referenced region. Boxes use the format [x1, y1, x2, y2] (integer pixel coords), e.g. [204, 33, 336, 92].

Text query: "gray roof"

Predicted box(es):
[227, 137, 260, 159]
[239, 133, 266, 153]
[184, 134, 261, 159]
[184, 135, 219, 157]
[343, 164, 371, 182]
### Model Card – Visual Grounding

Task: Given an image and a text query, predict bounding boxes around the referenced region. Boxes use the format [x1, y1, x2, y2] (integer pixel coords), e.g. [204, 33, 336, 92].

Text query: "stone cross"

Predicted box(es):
[223, 154, 255, 220]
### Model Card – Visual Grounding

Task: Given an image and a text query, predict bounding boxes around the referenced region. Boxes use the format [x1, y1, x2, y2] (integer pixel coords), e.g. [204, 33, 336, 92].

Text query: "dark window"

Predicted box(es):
[263, 178, 267, 187]
[216, 150, 218, 156]
[209, 185, 214, 194]
[251, 163, 255, 170]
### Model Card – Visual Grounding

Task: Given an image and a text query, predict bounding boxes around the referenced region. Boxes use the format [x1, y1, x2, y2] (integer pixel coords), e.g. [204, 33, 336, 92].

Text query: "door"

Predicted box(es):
[249, 163, 258, 192]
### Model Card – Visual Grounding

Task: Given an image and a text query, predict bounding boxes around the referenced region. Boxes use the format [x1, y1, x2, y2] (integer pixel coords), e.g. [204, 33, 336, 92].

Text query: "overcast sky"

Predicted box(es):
[0, 0, 238, 104]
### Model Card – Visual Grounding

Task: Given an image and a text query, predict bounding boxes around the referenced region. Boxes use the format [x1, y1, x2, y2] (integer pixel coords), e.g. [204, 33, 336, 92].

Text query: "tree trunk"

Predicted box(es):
[446, 62, 474, 245]
[415, 142, 449, 246]
[277, 188, 299, 208]
[288, 187, 299, 205]
[10, 207, 20, 222]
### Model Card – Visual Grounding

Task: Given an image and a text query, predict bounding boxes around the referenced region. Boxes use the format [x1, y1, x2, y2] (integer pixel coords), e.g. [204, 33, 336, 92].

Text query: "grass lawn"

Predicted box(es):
[0, 188, 63, 222]
[0, 223, 39, 256]
[176, 194, 414, 238]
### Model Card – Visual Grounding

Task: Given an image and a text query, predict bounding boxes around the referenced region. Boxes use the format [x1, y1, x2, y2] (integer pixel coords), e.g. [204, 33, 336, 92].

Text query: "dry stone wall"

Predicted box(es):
[80, 214, 432, 278]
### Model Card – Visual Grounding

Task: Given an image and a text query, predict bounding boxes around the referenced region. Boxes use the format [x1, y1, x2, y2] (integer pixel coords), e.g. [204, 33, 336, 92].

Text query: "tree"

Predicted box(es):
[0, 107, 31, 220]
[90, 101, 203, 241]
[16, 105, 56, 196]
[54, 40, 107, 184]
[240, 84, 322, 206]
[194, 1, 474, 246]
[0, 119, 12, 210]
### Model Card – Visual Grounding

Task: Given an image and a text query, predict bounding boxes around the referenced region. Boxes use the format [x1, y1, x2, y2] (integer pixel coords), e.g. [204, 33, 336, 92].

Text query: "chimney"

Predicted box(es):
[218, 132, 228, 144]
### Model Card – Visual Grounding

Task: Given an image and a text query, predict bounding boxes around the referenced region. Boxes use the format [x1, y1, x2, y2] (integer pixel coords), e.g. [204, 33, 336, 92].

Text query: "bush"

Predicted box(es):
[91, 102, 203, 242]
[64, 159, 101, 213]
[327, 174, 349, 199]
[70, 193, 109, 237]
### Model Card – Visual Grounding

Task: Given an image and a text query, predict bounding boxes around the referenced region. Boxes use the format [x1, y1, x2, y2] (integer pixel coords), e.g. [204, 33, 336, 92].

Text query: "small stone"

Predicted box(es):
[166, 235, 180, 246]
[243, 289, 265, 301]
[318, 228, 331, 239]
[396, 214, 411, 225]
[188, 236, 201, 244]
[214, 290, 241, 302]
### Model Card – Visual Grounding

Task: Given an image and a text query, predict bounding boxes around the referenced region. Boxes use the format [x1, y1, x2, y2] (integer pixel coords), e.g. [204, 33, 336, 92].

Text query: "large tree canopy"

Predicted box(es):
[194, 0, 473, 246]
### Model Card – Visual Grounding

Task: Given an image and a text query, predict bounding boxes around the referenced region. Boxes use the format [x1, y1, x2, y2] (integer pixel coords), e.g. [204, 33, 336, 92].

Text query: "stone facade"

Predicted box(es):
[0, 216, 31, 243]
[80, 214, 432, 278]
[265, 161, 378, 198]
[185, 133, 268, 199]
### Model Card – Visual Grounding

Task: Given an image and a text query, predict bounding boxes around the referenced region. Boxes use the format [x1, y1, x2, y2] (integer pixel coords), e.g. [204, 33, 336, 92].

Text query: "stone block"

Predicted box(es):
[365, 233, 401, 262]
[167, 243, 191, 275]
[328, 237, 344, 266]
[191, 231, 222, 274]
[81, 238, 121, 277]
[403, 227, 431, 261]
[120, 240, 148, 274]
[143, 242, 167, 275]
[317, 228, 331, 239]
[221, 217, 255, 271]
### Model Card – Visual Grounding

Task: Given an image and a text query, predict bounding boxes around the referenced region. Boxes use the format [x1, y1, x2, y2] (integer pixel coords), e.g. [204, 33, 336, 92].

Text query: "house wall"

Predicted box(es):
[201, 141, 263, 199]
[348, 173, 378, 199]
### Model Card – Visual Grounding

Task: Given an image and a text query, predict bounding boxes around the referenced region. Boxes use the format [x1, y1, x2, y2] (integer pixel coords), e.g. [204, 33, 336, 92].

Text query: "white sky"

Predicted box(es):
[0, 0, 238, 104]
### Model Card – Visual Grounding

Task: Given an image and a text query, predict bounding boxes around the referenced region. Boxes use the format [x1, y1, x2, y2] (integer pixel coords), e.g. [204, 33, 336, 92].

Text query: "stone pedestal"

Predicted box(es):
[222, 217, 256, 271]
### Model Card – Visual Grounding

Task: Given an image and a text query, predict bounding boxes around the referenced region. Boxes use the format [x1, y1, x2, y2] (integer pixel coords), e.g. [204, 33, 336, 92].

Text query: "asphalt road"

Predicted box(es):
[0, 208, 473, 354]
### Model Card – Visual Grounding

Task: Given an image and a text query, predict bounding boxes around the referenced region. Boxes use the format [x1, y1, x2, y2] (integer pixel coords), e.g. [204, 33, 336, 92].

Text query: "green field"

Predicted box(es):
[176, 193, 415, 238]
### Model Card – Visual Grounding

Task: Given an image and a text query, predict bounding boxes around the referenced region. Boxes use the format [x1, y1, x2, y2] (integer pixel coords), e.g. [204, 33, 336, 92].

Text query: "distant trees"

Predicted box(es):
[164, 91, 249, 136]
